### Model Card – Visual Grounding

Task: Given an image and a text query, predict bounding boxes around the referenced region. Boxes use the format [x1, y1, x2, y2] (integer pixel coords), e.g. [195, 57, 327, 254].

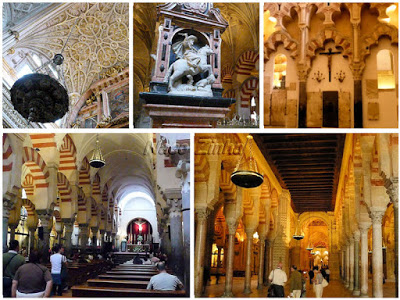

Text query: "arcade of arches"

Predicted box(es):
[195, 133, 398, 297]
[264, 3, 398, 128]
[3, 133, 190, 293]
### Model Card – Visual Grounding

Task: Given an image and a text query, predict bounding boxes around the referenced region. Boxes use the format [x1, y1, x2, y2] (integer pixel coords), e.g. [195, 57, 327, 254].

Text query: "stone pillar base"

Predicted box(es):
[353, 290, 360, 296]
[243, 288, 251, 294]
[222, 292, 234, 297]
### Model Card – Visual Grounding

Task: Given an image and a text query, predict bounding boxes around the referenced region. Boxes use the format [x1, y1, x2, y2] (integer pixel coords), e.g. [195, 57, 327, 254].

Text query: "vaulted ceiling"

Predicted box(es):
[254, 134, 345, 213]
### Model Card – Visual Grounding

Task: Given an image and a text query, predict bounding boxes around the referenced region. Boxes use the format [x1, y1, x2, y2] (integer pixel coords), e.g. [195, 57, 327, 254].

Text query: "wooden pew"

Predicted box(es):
[71, 286, 186, 297]
[106, 270, 158, 276]
[98, 274, 153, 281]
[87, 279, 149, 289]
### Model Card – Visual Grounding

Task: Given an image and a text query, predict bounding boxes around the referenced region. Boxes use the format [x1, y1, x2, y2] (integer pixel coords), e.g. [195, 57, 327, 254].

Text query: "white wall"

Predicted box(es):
[118, 197, 160, 244]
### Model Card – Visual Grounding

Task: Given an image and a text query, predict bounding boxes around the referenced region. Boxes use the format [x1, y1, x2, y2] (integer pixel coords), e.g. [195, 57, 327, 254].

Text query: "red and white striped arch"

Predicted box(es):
[102, 184, 109, 207]
[91, 200, 98, 217]
[221, 64, 234, 84]
[57, 172, 72, 203]
[79, 157, 90, 186]
[92, 174, 101, 197]
[59, 134, 77, 172]
[21, 198, 36, 218]
[29, 134, 56, 149]
[236, 50, 259, 76]
[22, 147, 49, 189]
[223, 89, 236, 99]
[53, 210, 62, 223]
[77, 187, 86, 211]
[239, 77, 259, 108]
[3, 134, 13, 173]
[22, 174, 35, 198]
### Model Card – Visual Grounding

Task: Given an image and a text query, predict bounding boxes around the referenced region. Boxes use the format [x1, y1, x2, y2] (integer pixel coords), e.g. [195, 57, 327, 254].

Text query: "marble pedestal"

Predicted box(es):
[139, 85, 235, 128]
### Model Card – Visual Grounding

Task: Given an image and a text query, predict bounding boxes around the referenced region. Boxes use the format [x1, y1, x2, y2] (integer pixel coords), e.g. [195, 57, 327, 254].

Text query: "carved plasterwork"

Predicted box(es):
[3, 3, 51, 31]
[10, 3, 128, 99]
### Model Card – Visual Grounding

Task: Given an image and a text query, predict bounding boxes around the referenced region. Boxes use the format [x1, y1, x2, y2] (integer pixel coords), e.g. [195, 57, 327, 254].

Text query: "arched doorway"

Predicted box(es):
[127, 217, 153, 245]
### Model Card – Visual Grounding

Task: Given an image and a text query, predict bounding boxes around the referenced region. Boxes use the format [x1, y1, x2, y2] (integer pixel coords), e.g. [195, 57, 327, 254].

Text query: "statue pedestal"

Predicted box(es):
[140, 92, 235, 128]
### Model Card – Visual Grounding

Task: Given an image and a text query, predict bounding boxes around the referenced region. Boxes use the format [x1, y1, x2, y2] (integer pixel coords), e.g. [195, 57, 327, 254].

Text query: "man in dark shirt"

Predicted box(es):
[3, 240, 25, 297]
[308, 269, 314, 285]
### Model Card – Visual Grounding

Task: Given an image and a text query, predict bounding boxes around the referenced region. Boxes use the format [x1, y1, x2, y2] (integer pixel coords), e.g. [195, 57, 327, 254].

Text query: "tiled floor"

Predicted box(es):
[203, 275, 396, 298]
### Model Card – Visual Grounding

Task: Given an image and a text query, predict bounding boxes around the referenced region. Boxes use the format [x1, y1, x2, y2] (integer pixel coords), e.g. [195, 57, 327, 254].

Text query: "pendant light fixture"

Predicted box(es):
[231, 135, 264, 188]
[89, 134, 106, 168]
[293, 217, 304, 240]
[306, 215, 314, 251]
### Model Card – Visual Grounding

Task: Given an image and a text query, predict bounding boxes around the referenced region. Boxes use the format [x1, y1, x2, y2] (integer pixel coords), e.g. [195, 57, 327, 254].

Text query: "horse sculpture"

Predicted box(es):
[163, 44, 214, 92]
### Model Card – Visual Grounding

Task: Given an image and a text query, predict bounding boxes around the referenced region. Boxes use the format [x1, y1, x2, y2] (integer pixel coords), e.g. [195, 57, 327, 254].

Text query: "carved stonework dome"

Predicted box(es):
[10, 73, 69, 123]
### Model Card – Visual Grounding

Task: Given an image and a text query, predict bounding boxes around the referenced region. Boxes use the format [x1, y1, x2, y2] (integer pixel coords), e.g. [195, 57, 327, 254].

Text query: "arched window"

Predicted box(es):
[377, 49, 395, 89]
[273, 54, 287, 88]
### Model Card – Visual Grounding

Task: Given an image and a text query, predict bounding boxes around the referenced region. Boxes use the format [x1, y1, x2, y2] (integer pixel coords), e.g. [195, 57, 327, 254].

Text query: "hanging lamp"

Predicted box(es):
[89, 134, 106, 168]
[231, 135, 263, 188]
[293, 217, 304, 240]
[306, 215, 314, 251]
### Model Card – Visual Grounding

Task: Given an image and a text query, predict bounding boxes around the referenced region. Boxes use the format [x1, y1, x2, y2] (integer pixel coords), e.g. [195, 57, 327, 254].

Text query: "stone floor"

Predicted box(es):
[203, 276, 396, 298]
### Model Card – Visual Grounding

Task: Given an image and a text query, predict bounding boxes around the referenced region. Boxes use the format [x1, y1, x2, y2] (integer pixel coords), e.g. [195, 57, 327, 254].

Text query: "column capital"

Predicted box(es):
[359, 222, 371, 233]
[36, 209, 53, 230]
[100, 229, 106, 235]
[168, 198, 182, 215]
[3, 198, 15, 218]
[226, 221, 238, 235]
[384, 176, 398, 207]
[196, 208, 210, 221]
[369, 210, 385, 224]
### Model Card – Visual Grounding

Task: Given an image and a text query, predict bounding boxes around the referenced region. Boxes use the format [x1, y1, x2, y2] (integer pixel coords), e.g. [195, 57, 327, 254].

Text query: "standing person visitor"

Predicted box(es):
[268, 262, 287, 297]
[3, 240, 25, 297]
[325, 266, 330, 282]
[289, 265, 303, 298]
[11, 251, 52, 297]
[308, 268, 314, 285]
[313, 269, 325, 298]
[50, 244, 67, 296]
[147, 262, 184, 291]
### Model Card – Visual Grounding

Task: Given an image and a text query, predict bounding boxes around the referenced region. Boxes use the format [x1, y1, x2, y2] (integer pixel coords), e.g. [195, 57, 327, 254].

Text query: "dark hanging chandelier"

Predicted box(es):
[10, 74, 69, 123]
[231, 135, 264, 188]
[293, 217, 304, 240]
[89, 135, 106, 168]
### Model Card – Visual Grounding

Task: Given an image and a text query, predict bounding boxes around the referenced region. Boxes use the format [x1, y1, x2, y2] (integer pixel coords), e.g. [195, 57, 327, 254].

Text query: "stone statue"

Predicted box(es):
[164, 34, 214, 96]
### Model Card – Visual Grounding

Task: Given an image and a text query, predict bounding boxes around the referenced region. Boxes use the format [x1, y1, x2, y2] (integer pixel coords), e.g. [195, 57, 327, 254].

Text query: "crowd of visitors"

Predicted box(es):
[268, 263, 330, 298]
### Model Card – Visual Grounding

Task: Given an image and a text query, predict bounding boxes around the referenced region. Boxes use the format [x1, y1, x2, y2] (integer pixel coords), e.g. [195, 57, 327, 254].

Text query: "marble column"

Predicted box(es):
[181, 171, 191, 296]
[91, 227, 98, 248]
[349, 237, 355, 290]
[57, 230, 63, 244]
[243, 229, 254, 294]
[79, 224, 89, 252]
[36, 210, 53, 262]
[223, 223, 236, 297]
[257, 236, 266, 289]
[341, 250, 345, 280]
[370, 210, 385, 298]
[194, 208, 209, 297]
[216, 246, 222, 281]
[359, 224, 370, 297]
[263, 240, 270, 286]
[169, 199, 184, 278]
[345, 242, 350, 288]
[9, 224, 17, 242]
[3, 198, 14, 249]
[353, 231, 361, 296]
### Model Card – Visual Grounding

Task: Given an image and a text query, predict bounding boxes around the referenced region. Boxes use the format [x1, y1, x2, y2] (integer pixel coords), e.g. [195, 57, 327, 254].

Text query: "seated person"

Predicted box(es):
[147, 262, 183, 291]
[143, 258, 153, 265]
[133, 254, 143, 265]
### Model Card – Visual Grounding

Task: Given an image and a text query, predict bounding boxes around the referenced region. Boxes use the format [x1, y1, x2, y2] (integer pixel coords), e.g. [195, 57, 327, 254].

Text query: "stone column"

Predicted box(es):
[345, 242, 350, 288]
[9, 224, 17, 242]
[223, 223, 236, 297]
[353, 231, 361, 296]
[216, 246, 222, 281]
[36, 210, 53, 262]
[350, 21, 363, 128]
[257, 236, 266, 289]
[63, 221, 73, 256]
[194, 208, 209, 297]
[91, 227, 98, 247]
[180, 169, 191, 296]
[169, 199, 184, 278]
[359, 224, 370, 297]
[385, 177, 398, 297]
[99, 230, 105, 248]
[79, 224, 89, 252]
[243, 229, 255, 294]
[349, 237, 355, 290]
[28, 227, 36, 253]
[341, 250, 345, 279]
[370, 210, 385, 298]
